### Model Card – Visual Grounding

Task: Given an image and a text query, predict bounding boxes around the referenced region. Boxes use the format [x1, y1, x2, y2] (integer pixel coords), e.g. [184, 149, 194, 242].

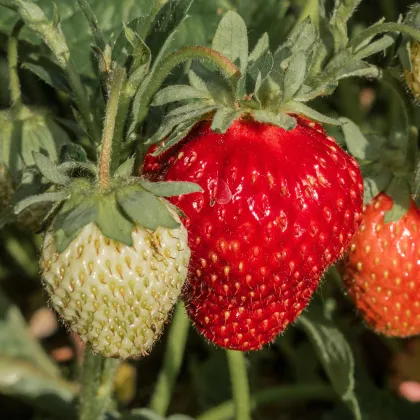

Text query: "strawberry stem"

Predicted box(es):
[226, 350, 251, 420]
[196, 384, 337, 420]
[134, 46, 241, 133]
[79, 348, 102, 420]
[7, 19, 24, 107]
[79, 347, 119, 420]
[149, 302, 190, 415]
[98, 67, 126, 192]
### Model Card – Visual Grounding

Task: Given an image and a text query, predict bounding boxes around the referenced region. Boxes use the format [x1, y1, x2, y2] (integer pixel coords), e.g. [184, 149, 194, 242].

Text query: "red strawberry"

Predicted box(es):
[144, 118, 364, 351]
[340, 193, 420, 337]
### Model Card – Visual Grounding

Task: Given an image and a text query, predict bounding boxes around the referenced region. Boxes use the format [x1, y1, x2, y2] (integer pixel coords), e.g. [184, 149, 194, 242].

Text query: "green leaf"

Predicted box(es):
[0, 289, 59, 378]
[0, 356, 76, 419]
[188, 69, 210, 92]
[255, 76, 282, 110]
[22, 60, 71, 95]
[60, 143, 88, 163]
[115, 156, 135, 178]
[55, 228, 82, 254]
[25, 113, 72, 168]
[0, 0, 153, 78]
[211, 108, 242, 133]
[146, 0, 195, 64]
[249, 32, 270, 63]
[124, 28, 151, 74]
[286, 17, 316, 54]
[283, 102, 342, 126]
[298, 303, 361, 420]
[330, 0, 363, 51]
[96, 193, 134, 246]
[248, 51, 273, 82]
[283, 51, 307, 100]
[140, 179, 203, 196]
[32, 152, 70, 186]
[58, 197, 98, 236]
[117, 187, 180, 230]
[112, 16, 150, 67]
[212, 11, 248, 73]
[76, 0, 106, 51]
[152, 85, 210, 106]
[58, 161, 97, 177]
[353, 34, 395, 60]
[14, 190, 68, 215]
[148, 103, 216, 145]
[384, 177, 412, 223]
[251, 110, 296, 130]
[340, 117, 372, 160]
[362, 167, 393, 205]
[336, 61, 381, 81]
[152, 119, 198, 154]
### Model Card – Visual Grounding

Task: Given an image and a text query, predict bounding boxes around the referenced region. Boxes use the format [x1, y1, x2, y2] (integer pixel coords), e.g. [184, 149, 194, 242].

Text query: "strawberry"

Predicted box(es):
[144, 117, 364, 351]
[41, 213, 190, 359]
[340, 193, 420, 337]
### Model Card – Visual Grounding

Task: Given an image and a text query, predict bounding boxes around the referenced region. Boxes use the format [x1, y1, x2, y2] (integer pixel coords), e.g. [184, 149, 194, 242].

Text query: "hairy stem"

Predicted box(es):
[111, 87, 132, 174]
[134, 46, 240, 132]
[8, 19, 24, 106]
[226, 350, 251, 420]
[79, 347, 102, 420]
[79, 347, 119, 420]
[149, 303, 190, 415]
[97, 358, 119, 415]
[98, 67, 126, 191]
[197, 384, 336, 420]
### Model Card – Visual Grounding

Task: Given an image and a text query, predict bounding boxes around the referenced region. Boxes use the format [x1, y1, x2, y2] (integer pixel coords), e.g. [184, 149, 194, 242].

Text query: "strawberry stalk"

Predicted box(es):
[98, 66, 126, 191]
[79, 349, 102, 420]
[226, 350, 251, 420]
[149, 302, 190, 415]
[134, 46, 240, 132]
[79, 349, 119, 420]
[79, 66, 126, 419]
[197, 384, 337, 420]
[7, 19, 23, 107]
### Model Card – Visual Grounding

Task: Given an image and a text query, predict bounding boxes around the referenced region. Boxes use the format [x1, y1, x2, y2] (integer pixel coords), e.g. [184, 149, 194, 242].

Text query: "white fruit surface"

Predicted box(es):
[41, 220, 190, 359]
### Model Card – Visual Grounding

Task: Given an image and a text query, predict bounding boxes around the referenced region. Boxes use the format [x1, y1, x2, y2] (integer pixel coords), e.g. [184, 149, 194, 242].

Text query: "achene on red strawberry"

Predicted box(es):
[144, 117, 364, 351]
[340, 193, 420, 337]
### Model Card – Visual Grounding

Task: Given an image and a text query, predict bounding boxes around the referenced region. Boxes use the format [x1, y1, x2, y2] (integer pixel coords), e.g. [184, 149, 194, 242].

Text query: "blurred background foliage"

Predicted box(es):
[1, 0, 420, 419]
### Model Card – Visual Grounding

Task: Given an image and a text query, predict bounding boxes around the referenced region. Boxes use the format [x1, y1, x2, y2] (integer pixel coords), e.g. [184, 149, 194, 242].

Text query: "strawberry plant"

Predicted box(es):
[2, 0, 420, 419]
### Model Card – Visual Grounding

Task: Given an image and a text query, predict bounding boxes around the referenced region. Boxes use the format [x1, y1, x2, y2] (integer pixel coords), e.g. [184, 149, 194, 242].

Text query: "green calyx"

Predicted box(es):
[340, 115, 417, 223]
[146, 6, 408, 154]
[10, 153, 202, 253]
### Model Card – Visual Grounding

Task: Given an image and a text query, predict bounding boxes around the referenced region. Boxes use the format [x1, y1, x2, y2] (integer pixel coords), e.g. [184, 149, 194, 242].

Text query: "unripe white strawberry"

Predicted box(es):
[41, 217, 190, 359]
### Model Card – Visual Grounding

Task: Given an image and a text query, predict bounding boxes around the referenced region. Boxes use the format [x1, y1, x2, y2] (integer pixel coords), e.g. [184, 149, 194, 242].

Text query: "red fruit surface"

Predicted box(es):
[144, 118, 364, 351]
[341, 193, 420, 337]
